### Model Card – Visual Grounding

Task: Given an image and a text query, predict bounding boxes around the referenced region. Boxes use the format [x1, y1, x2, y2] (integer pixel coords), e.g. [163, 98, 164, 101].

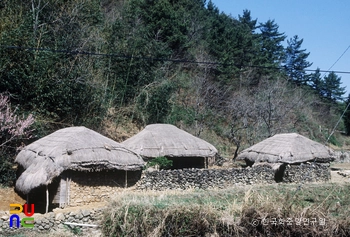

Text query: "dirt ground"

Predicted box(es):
[330, 162, 350, 183]
[1, 162, 350, 212]
[0, 187, 26, 211]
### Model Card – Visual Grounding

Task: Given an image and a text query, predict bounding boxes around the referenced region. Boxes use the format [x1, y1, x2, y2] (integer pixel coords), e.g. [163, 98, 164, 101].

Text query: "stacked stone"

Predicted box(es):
[136, 166, 276, 191]
[282, 163, 331, 183]
[0, 208, 104, 235]
[136, 164, 332, 191]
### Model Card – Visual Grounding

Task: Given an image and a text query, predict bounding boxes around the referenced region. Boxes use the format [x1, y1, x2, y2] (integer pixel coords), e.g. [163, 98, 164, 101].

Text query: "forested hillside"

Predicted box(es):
[0, 0, 348, 185]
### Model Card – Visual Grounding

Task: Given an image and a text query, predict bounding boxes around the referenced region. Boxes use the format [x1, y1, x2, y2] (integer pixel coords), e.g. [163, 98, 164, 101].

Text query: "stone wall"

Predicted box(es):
[64, 170, 141, 207]
[283, 163, 331, 183]
[0, 207, 104, 236]
[136, 164, 331, 191]
[136, 166, 275, 190]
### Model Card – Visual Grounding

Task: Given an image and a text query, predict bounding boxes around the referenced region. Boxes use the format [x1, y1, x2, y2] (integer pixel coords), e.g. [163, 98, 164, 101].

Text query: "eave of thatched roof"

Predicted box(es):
[122, 124, 218, 158]
[15, 126, 145, 194]
[237, 133, 335, 164]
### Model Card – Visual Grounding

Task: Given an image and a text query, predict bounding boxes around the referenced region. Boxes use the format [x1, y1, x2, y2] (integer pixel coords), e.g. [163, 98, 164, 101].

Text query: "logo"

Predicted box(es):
[9, 204, 35, 228]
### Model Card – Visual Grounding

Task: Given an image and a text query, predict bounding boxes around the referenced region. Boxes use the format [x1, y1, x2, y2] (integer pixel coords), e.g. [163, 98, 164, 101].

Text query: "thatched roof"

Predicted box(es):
[122, 124, 218, 158]
[15, 126, 144, 194]
[237, 133, 335, 165]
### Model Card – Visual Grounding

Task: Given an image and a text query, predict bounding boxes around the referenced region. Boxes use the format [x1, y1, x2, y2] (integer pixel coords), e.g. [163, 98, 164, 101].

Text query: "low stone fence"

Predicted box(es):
[0, 207, 104, 236]
[283, 163, 331, 183]
[137, 166, 275, 191]
[136, 163, 331, 191]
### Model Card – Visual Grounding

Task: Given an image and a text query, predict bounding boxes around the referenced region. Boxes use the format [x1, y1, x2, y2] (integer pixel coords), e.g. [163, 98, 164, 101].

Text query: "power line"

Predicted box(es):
[2, 45, 350, 75]
[321, 44, 350, 77]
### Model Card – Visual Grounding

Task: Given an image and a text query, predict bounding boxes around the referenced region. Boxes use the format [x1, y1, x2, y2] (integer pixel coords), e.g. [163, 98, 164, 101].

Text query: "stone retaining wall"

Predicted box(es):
[136, 163, 331, 191]
[0, 207, 105, 236]
[283, 163, 331, 183]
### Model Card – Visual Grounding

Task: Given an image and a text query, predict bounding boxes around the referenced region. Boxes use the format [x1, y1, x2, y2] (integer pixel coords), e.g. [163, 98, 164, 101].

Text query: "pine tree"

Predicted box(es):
[205, 1, 243, 83]
[258, 20, 286, 70]
[237, 10, 260, 67]
[322, 72, 346, 102]
[238, 9, 257, 33]
[284, 35, 312, 85]
[309, 68, 323, 95]
[236, 10, 262, 85]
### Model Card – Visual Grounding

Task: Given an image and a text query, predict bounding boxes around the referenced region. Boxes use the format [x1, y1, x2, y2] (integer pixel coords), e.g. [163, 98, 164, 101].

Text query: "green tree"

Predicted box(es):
[237, 10, 262, 85]
[104, 1, 171, 108]
[258, 20, 286, 73]
[309, 68, 323, 95]
[205, 2, 250, 84]
[0, 0, 106, 128]
[284, 35, 312, 85]
[321, 72, 346, 102]
[236, 10, 259, 68]
[238, 9, 257, 32]
[137, 81, 175, 124]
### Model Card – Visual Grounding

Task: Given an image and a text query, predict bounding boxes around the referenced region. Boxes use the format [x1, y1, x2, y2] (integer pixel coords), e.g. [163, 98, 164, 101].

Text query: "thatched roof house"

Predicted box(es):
[237, 133, 335, 165]
[237, 133, 335, 182]
[122, 124, 218, 168]
[15, 126, 144, 211]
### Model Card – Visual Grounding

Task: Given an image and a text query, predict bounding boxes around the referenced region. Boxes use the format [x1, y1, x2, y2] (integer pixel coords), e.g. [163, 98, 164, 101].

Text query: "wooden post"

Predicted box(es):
[125, 170, 128, 188]
[46, 185, 49, 214]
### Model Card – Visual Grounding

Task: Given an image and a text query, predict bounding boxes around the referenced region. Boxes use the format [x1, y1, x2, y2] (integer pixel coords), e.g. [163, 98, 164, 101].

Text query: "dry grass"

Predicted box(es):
[102, 183, 350, 236]
[2, 165, 350, 236]
[1, 182, 349, 236]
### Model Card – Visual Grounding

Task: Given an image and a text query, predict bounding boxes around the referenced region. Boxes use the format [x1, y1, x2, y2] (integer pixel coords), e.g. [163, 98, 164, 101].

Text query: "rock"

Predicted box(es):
[55, 213, 65, 221]
[82, 209, 90, 217]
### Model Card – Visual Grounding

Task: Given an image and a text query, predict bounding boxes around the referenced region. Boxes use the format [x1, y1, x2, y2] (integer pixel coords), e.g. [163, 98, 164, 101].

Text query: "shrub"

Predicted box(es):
[146, 156, 173, 170]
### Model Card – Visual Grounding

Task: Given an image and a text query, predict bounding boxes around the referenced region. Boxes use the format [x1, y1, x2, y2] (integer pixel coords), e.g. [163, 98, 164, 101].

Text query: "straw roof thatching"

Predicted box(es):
[15, 126, 144, 194]
[237, 133, 335, 165]
[122, 124, 218, 158]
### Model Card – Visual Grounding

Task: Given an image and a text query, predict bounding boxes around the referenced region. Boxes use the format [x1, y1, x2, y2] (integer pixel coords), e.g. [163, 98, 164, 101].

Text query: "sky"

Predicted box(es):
[212, 0, 350, 97]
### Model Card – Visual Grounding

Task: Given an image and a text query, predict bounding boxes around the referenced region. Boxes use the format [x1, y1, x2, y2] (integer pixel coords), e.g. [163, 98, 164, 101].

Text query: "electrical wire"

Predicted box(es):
[322, 44, 350, 78]
[2, 45, 350, 75]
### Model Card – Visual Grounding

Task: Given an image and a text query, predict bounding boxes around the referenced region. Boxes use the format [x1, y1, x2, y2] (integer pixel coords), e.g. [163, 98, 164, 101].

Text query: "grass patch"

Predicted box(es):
[103, 183, 350, 236]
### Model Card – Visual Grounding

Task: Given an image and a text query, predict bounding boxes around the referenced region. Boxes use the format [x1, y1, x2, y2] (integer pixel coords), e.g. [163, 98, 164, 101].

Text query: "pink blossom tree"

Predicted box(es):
[0, 93, 34, 148]
[0, 93, 34, 185]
